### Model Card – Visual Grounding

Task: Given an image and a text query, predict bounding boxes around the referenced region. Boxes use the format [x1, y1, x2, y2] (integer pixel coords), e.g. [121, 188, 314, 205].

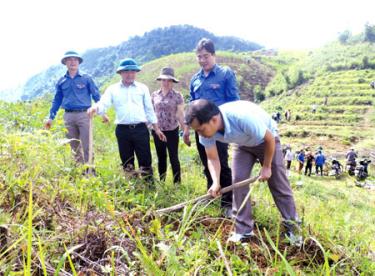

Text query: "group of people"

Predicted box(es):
[45, 38, 301, 244]
[284, 146, 327, 177]
[284, 146, 368, 178]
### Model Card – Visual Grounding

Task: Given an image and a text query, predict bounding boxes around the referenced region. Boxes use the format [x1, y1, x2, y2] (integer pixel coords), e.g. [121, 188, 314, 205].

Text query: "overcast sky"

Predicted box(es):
[0, 0, 374, 91]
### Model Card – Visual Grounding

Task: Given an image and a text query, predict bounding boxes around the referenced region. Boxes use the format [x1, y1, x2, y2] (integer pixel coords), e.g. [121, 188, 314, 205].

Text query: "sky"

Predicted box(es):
[0, 0, 374, 91]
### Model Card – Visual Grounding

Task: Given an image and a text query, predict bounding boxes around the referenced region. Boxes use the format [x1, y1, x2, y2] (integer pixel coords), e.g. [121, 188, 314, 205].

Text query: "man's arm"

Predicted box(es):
[45, 82, 63, 129]
[225, 68, 240, 102]
[205, 145, 221, 197]
[259, 130, 275, 181]
[87, 76, 101, 103]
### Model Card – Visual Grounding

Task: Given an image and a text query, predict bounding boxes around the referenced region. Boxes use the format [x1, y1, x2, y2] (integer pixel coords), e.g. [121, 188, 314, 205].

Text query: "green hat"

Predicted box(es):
[116, 58, 141, 73]
[61, 51, 83, 65]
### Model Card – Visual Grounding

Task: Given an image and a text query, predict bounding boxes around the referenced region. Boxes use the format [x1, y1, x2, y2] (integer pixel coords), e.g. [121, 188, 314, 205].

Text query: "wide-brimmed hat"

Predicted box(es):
[61, 51, 83, 65]
[116, 58, 141, 73]
[156, 67, 179, 83]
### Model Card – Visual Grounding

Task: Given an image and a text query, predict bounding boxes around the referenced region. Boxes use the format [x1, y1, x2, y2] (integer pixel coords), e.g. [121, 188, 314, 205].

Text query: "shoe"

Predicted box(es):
[283, 220, 303, 247]
[223, 206, 233, 219]
[228, 231, 255, 243]
[285, 230, 303, 247]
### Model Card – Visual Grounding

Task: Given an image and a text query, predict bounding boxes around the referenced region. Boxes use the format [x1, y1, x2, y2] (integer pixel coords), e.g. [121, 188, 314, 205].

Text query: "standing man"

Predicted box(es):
[185, 99, 301, 244]
[284, 147, 294, 177]
[346, 148, 357, 167]
[183, 38, 239, 217]
[304, 151, 315, 177]
[87, 58, 166, 182]
[315, 151, 326, 176]
[297, 150, 305, 174]
[45, 51, 107, 165]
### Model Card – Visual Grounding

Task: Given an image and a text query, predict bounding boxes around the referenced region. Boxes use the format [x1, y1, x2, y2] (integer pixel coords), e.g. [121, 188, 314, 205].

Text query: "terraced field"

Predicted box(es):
[262, 70, 375, 157]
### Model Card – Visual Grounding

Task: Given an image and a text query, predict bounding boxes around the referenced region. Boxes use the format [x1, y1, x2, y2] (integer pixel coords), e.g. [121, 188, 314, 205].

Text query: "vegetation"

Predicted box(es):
[0, 98, 374, 274]
[1, 25, 375, 274]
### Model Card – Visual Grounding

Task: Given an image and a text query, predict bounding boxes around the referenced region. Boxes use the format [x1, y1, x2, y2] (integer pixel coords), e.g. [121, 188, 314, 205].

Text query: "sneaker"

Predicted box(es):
[285, 230, 303, 247]
[223, 206, 233, 219]
[227, 231, 255, 243]
[283, 220, 303, 247]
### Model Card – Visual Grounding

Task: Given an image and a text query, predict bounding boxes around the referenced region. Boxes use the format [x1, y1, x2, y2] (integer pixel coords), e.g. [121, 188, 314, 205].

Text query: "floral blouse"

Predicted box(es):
[151, 89, 184, 131]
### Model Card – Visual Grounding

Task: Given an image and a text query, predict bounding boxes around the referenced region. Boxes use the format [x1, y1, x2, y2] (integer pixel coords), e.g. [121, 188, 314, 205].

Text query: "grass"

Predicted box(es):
[0, 104, 374, 274]
[1, 40, 375, 273]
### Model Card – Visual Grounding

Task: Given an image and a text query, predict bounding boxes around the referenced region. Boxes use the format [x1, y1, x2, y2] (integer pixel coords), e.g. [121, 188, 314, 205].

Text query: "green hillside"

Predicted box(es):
[261, 70, 375, 156]
[1, 40, 375, 274]
[102, 51, 274, 102]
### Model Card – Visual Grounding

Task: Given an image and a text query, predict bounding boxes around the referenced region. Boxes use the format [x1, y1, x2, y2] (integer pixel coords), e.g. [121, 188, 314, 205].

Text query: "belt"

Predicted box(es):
[120, 123, 146, 129]
[65, 109, 88, 113]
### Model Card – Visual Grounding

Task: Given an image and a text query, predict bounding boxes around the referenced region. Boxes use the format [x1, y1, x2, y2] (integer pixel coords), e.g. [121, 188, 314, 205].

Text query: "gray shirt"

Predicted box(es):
[200, 101, 278, 148]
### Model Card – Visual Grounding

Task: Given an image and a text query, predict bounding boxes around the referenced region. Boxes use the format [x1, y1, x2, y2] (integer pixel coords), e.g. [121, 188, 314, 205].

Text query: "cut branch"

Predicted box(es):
[156, 176, 258, 215]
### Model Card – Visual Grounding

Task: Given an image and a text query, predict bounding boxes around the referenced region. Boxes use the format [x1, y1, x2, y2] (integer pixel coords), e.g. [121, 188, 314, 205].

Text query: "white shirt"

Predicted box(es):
[95, 81, 157, 125]
[285, 150, 294, 161]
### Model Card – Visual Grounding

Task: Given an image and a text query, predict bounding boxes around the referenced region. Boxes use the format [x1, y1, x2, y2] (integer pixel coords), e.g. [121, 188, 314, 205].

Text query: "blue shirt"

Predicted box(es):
[190, 64, 239, 106]
[95, 81, 157, 125]
[199, 101, 278, 148]
[49, 71, 100, 120]
[297, 153, 305, 163]
[315, 153, 325, 166]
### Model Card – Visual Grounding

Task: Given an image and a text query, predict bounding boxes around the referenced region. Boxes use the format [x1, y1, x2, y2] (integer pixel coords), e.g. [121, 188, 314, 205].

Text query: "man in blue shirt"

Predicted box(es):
[185, 99, 301, 245]
[45, 51, 107, 165]
[315, 151, 326, 176]
[183, 38, 239, 217]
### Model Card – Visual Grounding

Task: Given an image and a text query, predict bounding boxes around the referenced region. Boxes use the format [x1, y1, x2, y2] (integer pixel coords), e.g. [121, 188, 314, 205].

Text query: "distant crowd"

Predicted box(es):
[283, 146, 371, 180]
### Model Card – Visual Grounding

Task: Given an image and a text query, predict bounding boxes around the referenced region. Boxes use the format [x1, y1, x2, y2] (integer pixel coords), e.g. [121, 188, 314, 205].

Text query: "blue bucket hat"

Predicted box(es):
[116, 58, 141, 73]
[61, 51, 83, 65]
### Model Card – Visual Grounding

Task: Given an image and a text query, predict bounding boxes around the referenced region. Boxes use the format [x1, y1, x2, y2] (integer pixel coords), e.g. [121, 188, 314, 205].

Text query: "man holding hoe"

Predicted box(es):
[185, 99, 302, 244]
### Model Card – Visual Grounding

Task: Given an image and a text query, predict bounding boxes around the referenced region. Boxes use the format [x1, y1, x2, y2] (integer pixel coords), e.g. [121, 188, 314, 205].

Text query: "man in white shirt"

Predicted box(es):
[88, 58, 165, 181]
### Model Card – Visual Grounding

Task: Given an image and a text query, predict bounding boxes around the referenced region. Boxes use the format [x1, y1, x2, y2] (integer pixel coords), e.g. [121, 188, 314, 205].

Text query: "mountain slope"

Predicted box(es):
[99, 51, 274, 102]
[236, 40, 375, 157]
[19, 25, 262, 101]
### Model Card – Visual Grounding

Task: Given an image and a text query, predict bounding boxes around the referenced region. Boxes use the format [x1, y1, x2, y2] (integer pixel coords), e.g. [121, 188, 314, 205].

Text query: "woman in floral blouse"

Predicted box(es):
[151, 67, 185, 183]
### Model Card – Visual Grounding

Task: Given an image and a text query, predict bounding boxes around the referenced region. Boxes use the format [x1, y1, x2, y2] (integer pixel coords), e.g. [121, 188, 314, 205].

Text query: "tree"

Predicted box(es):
[338, 30, 351, 44]
[364, 23, 375, 42]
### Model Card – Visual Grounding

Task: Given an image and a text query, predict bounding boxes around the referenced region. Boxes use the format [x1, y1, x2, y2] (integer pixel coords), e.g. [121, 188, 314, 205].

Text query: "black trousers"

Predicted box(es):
[305, 163, 312, 176]
[195, 132, 232, 208]
[316, 164, 323, 176]
[115, 123, 153, 178]
[152, 127, 181, 183]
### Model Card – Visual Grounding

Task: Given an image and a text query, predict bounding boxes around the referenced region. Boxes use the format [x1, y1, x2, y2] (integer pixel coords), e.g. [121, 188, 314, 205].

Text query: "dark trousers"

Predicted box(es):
[115, 123, 153, 179]
[152, 127, 181, 183]
[305, 163, 312, 176]
[195, 132, 232, 208]
[316, 164, 323, 176]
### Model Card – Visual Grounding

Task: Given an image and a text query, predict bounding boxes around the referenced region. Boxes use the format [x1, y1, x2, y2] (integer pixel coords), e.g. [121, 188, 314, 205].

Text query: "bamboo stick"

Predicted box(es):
[156, 176, 258, 215]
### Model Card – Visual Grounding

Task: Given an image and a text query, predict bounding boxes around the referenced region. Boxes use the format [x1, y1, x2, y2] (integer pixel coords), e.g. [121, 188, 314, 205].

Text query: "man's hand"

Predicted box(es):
[208, 183, 221, 197]
[155, 129, 167, 142]
[44, 119, 52, 130]
[87, 107, 98, 118]
[182, 130, 191, 146]
[259, 166, 272, 181]
[101, 114, 110, 124]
